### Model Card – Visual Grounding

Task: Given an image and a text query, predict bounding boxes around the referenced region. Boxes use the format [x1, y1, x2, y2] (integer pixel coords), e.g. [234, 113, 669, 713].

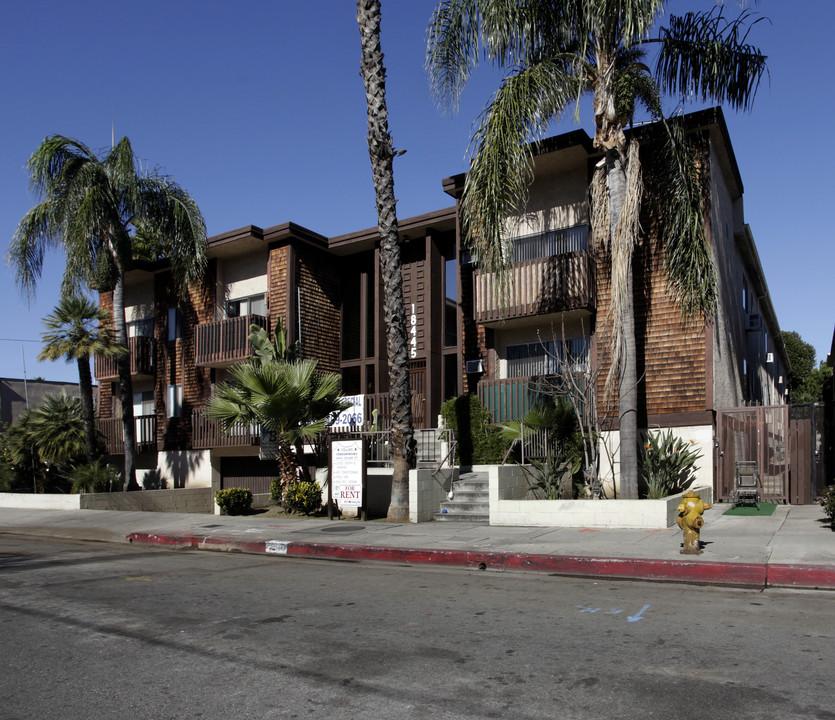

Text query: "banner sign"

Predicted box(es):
[333, 394, 364, 429]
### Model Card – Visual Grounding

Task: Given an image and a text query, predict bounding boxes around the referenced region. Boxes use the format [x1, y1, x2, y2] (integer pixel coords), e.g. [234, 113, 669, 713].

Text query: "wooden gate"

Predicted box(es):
[788, 403, 827, 504]
[716, 405, 789, 504]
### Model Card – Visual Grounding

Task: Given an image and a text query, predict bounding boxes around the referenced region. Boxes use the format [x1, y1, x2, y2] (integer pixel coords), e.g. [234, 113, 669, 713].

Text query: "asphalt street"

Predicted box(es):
[1, 535, 832, 720]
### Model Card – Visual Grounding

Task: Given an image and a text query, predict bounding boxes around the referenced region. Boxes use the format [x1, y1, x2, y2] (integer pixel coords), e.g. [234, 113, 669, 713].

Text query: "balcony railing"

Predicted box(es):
[191, 408, 260, 449]
[477, 374, 589, 424]
[96, 415, 157, 454]
[95, 336, 156, 381]
[194, 314, 269, 367]
[473, 250, 594, 323]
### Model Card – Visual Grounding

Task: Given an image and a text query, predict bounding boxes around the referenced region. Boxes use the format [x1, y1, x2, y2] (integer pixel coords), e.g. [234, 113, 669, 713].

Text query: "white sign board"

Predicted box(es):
[331, 439, 364, 508]
[333, 394, 364, 429]
[259, 426, 279, 460]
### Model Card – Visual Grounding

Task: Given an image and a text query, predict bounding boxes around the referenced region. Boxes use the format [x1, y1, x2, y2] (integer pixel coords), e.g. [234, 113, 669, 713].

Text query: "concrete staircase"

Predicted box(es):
[434, 471, 489, 523]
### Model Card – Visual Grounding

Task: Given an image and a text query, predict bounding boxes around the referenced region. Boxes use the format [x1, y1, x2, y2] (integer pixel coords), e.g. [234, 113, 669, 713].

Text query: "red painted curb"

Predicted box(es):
[766, 563, 835, 590]
[123, 530, 835, 589]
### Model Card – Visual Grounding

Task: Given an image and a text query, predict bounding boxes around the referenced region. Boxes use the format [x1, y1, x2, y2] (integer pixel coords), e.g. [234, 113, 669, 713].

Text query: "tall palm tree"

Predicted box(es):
[38, 295, 124, 464]
[10, 136, 207, 490]
[207, 344, 349, 496]
[426, 1, 767, 497]
[357, 0, 417, 520]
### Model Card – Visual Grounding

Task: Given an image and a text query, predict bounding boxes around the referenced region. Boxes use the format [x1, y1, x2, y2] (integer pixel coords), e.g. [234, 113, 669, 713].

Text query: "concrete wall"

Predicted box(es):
[80, 488, 213, 513]
[155, 450, 213, 488]
[0, 488, 214, 513]
[0, 493, 81, 510]
[489, 466, 713, 528]
[410, 466, 457, 523]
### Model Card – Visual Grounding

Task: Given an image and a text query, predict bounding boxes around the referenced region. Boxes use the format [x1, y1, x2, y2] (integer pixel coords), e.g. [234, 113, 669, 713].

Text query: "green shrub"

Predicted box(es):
[214, 487, 253, 515]
[69, 458, 121, 493]
[269, 477, 283, 505]
[639, 429, 702, 499]
[820, 485, 835, 530]
[283, 480, 322, 516]
[524, 454, 576, 499]
[441, 394, 511, 465]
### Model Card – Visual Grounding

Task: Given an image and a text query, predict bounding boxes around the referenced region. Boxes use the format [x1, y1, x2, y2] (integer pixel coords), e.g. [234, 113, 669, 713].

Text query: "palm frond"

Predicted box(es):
[463, 59, 588, 281]
[655, 8, 768, 111]
[645, 119, 717, 319]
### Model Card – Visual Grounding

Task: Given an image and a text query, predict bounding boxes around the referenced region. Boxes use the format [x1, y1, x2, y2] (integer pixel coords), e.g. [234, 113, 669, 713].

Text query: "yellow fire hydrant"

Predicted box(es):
[677, 491, 712, 555]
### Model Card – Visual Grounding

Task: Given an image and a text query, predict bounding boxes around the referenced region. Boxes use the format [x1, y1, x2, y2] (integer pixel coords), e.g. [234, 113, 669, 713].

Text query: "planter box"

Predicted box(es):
[486, 464, 712, 529]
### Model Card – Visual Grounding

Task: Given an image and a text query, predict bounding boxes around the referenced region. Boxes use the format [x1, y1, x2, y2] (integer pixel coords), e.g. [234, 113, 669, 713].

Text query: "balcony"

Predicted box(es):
[96, 415, 157, 454]
[191, 409, 260, 449]
[95, 336, 156, 381]
[194, 314, 269, 368]
[477, 375, 589, 423]
[473, 250, 594, 324]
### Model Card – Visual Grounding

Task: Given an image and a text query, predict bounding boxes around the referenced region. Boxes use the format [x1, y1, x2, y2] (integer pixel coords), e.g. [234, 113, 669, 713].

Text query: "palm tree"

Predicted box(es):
[38, 295, 124, 464]
[357, 0, 417, 520]
[10, 136, 207, 490]
[206, 329, 349, 498]
[426, 1, 767, 497]
[5, 393, 86, 492]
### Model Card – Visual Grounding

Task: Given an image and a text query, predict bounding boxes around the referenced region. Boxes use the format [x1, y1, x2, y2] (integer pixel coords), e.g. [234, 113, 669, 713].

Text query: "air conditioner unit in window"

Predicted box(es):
[465, 359, 483, 374]
[745, 314, 762, 332]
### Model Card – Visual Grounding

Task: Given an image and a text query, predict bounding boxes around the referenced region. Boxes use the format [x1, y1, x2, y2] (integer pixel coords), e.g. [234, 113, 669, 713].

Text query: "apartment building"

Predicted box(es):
[95, 107, 787, 496]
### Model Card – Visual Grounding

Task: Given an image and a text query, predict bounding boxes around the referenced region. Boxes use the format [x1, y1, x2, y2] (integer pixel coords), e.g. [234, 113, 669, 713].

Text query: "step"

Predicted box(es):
[433, 510, 490, 523]
[438, 500, 487, 513]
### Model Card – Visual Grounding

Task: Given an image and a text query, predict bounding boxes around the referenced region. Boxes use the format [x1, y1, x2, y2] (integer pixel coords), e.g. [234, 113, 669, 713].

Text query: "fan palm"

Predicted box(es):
[10, 136, 207, 490]
[207, 356, 349, 496]
[38, 295, 124, 463]
[426, 0, 767, 497]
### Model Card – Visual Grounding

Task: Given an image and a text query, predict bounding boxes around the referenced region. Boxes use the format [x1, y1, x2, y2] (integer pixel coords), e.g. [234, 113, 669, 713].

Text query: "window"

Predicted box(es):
[128, 318, 154, 338]
[506, 337, 589, 378]
[168, 308, 182, 341]
[133, 391, 155, 443]
[227, 294, 267, 318]
[166, 384, 183, 418]
[510, 225, 589, 263]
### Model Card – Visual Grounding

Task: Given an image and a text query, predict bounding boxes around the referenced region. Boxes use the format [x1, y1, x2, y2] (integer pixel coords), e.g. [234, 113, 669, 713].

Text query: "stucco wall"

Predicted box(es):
[598, 424, 714, 498]
[214, 248, 269, 318]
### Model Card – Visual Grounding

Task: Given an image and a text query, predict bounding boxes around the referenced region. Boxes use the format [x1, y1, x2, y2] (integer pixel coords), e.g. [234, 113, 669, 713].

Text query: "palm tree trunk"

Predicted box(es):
[112, 271, 139, 491]
[76, 355, 98, 463]
[606, 150, 639, 498]
[357, 0, 415, 522]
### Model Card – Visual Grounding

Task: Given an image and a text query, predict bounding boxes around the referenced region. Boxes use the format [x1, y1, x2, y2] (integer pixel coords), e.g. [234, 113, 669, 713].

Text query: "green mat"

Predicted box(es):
[723, 502, 776, 516]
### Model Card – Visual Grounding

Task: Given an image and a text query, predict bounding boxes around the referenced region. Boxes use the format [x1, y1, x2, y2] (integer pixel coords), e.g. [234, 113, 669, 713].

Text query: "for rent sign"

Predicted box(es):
[330, 438, 364, 508]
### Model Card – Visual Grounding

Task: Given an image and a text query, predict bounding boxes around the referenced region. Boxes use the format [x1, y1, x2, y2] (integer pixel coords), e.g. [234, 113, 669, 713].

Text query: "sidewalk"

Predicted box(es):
[1, 504, 834, 590]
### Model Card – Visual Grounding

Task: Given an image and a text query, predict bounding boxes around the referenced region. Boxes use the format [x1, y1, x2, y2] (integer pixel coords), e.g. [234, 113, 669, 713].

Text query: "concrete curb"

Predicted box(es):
[126, 531, 835, 591]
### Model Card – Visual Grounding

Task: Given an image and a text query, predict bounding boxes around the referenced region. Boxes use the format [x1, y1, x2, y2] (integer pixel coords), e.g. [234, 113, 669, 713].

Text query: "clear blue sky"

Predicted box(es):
[1, 1, 832, 383]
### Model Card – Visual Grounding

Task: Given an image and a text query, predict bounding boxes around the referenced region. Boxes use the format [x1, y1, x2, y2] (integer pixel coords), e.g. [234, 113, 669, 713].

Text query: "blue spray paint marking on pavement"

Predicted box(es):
[627, 604, 651, 622]
[576, 604, 650, 621]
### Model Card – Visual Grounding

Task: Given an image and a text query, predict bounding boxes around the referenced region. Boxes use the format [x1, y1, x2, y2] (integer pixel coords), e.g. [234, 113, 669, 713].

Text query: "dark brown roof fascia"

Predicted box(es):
[328, 206, 458, 250]
[262, 221, 329, 251]
[207, 224, 266, 249]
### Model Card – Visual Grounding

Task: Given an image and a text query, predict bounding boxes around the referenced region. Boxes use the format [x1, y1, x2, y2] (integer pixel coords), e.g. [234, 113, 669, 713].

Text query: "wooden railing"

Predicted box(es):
[194, 314, 269, 367]
[191, 408, 260, 449]
[473, 250, 594, 323]
[96, 415, 157, 454]
[95, 336, 156, 381]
